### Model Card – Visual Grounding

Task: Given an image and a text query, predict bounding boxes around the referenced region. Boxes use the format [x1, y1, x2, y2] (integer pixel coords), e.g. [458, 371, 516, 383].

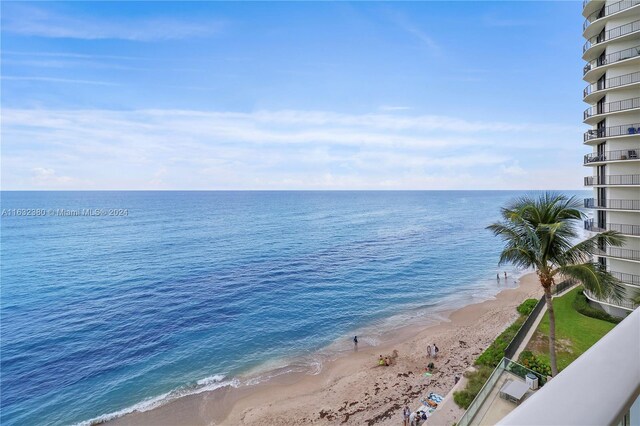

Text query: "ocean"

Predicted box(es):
[0, 190, 587, 425]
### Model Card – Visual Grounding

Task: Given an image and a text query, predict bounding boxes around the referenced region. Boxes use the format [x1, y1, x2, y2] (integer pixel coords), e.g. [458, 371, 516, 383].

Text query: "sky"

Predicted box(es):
[1, 1, 589, 190]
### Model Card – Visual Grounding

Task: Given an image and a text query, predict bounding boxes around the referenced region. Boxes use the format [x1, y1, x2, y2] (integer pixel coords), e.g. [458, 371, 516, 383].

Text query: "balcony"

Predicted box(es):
[584, 220, 640, 236]
[583, 123, 640, 142]
[584, 219, 606, 232]
[583, 45, 640, 77]
[584, 290, 639, 310]
[608, 223, 640, 236]
[583, 0, 640, 31]
[499, 309, 640, 426]
[584, 148, 640, 164]
[456, 358, 543, 426]
[583, 19, 640, 54]
[594, 246, 640, 261]
[584, 198, 640, 210]
[584, 174, 640, 186]
[609, 270, 640, 286]
[583, 71, 640, 99]
[584, 97, 640, 121]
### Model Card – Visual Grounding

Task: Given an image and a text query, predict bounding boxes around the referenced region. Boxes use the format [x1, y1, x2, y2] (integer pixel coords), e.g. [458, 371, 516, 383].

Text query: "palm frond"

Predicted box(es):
[557, 263, 626, 302]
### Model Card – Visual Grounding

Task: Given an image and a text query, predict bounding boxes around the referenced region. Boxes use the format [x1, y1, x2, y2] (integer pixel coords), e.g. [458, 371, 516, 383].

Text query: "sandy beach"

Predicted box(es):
[110, 273, 542, 426]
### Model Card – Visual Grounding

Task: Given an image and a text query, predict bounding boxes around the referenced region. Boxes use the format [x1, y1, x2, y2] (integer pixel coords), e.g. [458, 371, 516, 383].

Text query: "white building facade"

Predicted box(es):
[582, 0, 640, 317]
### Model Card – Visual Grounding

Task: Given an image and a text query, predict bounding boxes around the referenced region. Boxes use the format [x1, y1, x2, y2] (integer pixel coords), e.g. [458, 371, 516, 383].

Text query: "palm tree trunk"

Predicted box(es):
[544, 287, 559, 376]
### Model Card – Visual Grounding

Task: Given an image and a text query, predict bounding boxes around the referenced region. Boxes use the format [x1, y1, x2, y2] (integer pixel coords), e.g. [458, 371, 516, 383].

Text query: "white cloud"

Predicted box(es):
[1, 108, 584, 190]
[30, 167, 75, 187]
[1, 5, 225, 41]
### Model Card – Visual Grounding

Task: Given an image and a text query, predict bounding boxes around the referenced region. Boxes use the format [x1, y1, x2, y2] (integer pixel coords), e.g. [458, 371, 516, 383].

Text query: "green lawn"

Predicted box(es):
[525, 287, 615, 371]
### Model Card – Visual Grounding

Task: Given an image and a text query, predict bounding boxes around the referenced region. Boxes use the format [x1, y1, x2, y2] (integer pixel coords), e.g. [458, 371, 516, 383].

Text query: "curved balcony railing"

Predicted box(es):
[583, 0, 640, 31]
[594, 246, 640, 261]
[610, 270, 640, 286]
[585, 220, 640, 236]
[584, 123, 640, 142]
[584, 71, 640, 98]
[584, 174, 640, 185]
[584, 19, 640, 53]
[583, 45, 640, 76]
[584, 97, 640, 120]
[585, 198, 640, 210]
[584, 290, 638, 310]
[584, 148, 640, 163]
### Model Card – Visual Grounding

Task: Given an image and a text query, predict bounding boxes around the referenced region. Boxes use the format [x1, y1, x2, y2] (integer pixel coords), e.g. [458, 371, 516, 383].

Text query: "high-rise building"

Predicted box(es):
[582, 0, 640, 317]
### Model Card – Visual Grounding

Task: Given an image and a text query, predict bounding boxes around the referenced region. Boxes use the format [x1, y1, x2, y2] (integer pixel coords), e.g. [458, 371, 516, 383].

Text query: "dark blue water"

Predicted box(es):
[0, 191, 587, 425]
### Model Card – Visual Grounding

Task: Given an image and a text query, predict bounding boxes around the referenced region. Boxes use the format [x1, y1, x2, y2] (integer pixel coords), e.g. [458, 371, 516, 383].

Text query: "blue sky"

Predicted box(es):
[1, 1, 588, 190]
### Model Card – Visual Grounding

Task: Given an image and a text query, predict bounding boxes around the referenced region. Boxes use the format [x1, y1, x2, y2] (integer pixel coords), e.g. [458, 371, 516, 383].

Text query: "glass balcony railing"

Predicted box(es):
[457, 358, 545, 426]
[583, 0, 640, 31]
[584, 220, 606, 232]
[584, 174, 640, 185]
[583, 45, 640, 76]
[584, 198, 640, 210]
[584, 71, 640, 98]
[584, 97, 640, 120]
[583, 19, 640, 53]
[584, 123, 640, 142]
[584, 148, 640, 163]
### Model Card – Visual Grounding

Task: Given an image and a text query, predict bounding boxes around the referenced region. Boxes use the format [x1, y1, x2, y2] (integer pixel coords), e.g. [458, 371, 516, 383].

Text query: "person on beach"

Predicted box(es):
[403, 406, 411, 426]
[353, 336, 358, 349]
[504, 271, 507, 279]
[426, 344, 432, 358]
[378, 355, 385, 366]
[496, 273, 500, 281]
[409, 410, 418, 426]
[434, 344, 439, 358]
[384, 356, 390, 366]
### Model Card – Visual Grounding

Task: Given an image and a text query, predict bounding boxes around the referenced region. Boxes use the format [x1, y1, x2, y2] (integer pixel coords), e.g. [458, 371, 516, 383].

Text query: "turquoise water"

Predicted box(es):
[0, 191, 586, 425]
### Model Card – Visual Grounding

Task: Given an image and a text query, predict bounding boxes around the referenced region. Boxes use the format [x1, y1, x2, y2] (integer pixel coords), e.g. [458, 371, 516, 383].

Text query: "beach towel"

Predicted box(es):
[427, 392, 444, 403]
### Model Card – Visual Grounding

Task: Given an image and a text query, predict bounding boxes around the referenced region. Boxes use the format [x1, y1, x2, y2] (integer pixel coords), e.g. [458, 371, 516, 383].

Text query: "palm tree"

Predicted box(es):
[487, 192, 625, 376]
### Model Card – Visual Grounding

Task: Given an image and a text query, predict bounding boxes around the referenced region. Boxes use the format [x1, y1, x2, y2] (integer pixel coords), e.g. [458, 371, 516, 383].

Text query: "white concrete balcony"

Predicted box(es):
[583, 122, 640, 143]
[584, 290, 639, 310]
[583, 96, 640, 123]
[498, 309, 640, 426]
[583, 0, 640, 38]
[609, 270, 640, 287]
[584, 174, 640, 186]
[593, 246, 640, 262]
[583, 70, 640, 103]
[584, 147, 640, 164]
[583, 19, 640, 59]
[584, 219, 640, 236]
[584, 197, 640, 211]
[583, 45, 640, 81]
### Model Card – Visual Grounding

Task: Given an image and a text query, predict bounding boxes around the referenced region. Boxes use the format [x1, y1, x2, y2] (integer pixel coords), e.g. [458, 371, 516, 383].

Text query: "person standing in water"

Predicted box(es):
[353, 336, 358, 347]
[504, 271, 507, 279]
[497, 273, 500, 281]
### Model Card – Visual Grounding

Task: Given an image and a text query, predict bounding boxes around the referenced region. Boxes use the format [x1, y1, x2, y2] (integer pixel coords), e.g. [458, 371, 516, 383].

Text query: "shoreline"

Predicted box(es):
[109, 272, 542, 426]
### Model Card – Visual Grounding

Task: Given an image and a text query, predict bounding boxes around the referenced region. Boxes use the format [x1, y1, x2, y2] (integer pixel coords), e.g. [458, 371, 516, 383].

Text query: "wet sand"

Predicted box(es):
[110, 273, 542, 426]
